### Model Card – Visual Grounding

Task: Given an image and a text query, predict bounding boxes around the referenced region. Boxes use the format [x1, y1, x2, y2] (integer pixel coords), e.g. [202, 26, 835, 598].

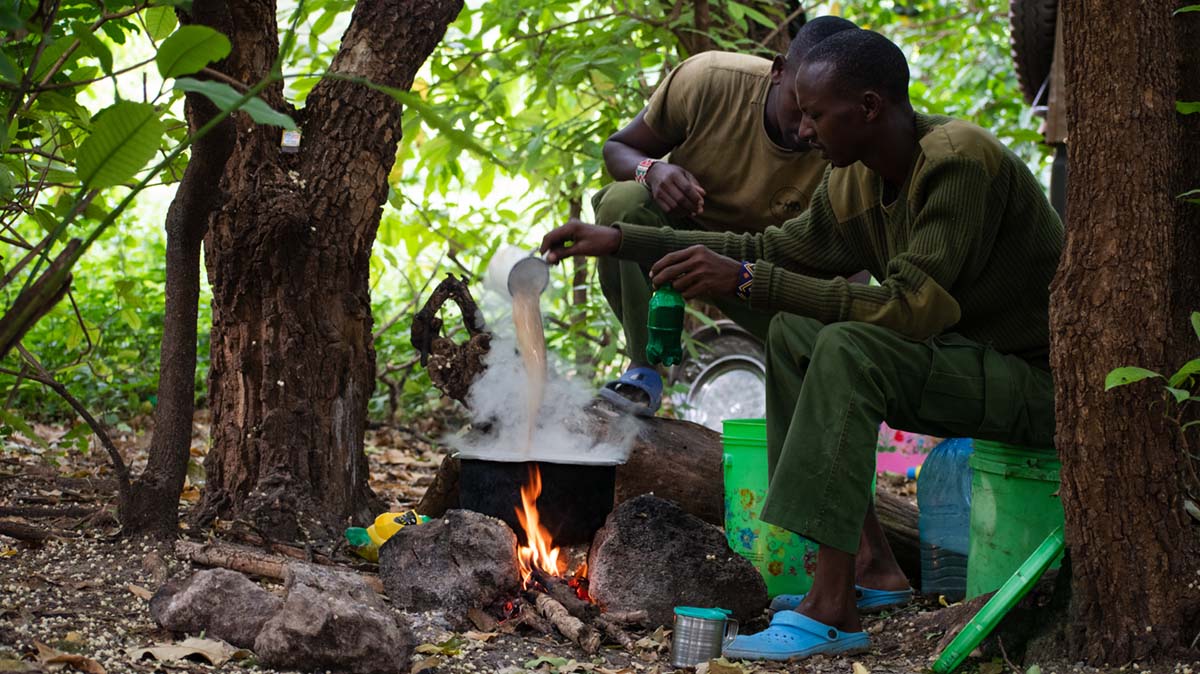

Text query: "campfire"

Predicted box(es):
[502, 465, 644, 652]
[515, 466, 590, 600]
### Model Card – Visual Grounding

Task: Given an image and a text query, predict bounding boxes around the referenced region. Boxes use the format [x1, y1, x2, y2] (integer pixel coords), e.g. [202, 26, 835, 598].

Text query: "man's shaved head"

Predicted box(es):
[798, 28, 909, 103]
[784, 16, 859, 66]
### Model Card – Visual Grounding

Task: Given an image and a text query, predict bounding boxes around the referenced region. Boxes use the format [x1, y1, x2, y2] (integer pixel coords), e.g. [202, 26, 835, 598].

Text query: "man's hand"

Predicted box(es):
[650, 245, 742, 300]
[540, 218, 622, 264]
[646, 163, 706, 217]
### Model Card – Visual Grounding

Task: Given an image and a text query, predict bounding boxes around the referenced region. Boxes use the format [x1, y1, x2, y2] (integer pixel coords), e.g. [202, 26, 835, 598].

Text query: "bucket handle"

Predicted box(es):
[723, 618, 739, 649]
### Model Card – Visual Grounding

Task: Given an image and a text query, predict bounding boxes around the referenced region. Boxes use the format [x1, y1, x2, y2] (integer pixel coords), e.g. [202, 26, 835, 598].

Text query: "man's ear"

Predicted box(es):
[861, 91, 884, 122]
[770, 55, 787, 85]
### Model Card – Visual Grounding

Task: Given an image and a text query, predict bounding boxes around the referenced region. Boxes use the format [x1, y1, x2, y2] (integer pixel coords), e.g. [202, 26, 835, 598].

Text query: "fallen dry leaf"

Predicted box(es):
[466, 606, 498, 631]
[462, 630, 498, 642]
[410, 655, 441, 673]
[35, 641, 106, 674]
[853, 662, 871, 674]
[704, 658, 746, 674]
[127, 637, 249, 666]
[0, 657, 37, 672]
[125, 584, 153, 600]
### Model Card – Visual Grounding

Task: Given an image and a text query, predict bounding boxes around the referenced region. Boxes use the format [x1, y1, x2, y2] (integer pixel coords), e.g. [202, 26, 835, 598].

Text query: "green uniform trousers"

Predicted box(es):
[592, 181, 776, 361]
[762, 315, 1056, 554]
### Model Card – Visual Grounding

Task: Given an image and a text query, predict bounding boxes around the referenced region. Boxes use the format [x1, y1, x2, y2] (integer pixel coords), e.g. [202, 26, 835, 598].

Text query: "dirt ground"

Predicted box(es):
[0, 412, 1194, 674]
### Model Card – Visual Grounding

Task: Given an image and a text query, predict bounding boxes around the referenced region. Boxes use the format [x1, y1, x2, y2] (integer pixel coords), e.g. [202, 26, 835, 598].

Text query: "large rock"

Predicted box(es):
[587, 494, 767, 626]
[378, 509, 520, 621]
[255, 564, 414, 674]
[149, 568, 282, 648]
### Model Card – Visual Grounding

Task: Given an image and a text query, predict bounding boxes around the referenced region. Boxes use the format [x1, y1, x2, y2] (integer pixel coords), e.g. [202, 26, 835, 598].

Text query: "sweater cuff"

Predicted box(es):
[749, 259, 846, 323]
[614, 222, 677, 267]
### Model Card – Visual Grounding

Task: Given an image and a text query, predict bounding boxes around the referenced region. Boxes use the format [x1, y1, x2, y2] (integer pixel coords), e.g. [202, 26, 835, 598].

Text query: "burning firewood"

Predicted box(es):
[530, 566, 597, 621]
[527, 591, 602, 654]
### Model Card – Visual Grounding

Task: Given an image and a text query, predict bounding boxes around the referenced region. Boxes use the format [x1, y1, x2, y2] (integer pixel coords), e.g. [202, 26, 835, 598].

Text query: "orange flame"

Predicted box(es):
[515, 466, 564, 587]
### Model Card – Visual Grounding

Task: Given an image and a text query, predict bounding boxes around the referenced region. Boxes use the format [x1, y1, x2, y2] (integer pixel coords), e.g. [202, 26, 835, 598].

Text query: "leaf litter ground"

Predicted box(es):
[0, 411, 1195, 674]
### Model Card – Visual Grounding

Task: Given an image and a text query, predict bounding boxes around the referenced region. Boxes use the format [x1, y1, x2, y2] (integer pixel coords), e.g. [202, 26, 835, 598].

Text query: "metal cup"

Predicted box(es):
[507, 255, 549, 297]
[669, 607, 739, 668]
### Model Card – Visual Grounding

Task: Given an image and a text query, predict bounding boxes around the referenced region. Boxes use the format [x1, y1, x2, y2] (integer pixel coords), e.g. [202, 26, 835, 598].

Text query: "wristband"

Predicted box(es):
[735, 261, 755, 300]
[634, 158, 660, 185]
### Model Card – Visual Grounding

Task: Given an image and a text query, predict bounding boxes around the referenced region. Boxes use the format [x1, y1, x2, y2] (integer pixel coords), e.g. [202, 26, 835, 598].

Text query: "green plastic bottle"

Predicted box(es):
[645, 283, 686, 366]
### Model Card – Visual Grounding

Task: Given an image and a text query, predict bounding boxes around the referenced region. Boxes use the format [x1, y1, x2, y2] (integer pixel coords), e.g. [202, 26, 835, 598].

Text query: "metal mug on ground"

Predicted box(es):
[669, 606, 738, 668]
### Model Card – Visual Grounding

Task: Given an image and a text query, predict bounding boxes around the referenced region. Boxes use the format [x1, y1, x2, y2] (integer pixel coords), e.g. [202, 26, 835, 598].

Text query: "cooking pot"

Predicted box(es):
[457, 455, 617, 545]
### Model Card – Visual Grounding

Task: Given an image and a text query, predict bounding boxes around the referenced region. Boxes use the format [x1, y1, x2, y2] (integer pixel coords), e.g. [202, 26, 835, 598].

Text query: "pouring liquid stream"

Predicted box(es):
[510, 283, 547, 455]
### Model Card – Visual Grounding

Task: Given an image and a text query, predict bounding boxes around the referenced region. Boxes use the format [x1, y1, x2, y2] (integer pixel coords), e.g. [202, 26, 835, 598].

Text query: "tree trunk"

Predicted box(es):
[1050, 1, 1200, 662]
[122, 0, 237, 537]
[195, 0, 464, 539]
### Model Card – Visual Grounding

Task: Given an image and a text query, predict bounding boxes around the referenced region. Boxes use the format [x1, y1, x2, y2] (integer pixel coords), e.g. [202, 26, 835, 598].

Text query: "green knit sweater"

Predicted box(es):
[615, 114, 1064, 365]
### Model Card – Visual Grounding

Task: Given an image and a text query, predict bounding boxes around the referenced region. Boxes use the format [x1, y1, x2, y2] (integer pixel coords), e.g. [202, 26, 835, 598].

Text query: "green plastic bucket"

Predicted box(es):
[965, 440, 1064, 599]
[722, 419, 818, 597]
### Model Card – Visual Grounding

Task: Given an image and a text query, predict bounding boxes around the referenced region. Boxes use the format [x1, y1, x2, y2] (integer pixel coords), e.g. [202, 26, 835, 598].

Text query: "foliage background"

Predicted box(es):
[0, 0, 1051, 433]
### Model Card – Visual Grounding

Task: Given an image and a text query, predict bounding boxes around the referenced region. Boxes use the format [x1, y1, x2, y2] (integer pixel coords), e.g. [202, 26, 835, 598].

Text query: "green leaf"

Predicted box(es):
[142, 6, 178, 41]
[1104, 366, 1163, 390]
[1174, 4, 1200, 13]
[1179, 188, 1200, 204]
[76, 101, 165, 189]
[1193, 311, 1200, 341]
[0, 51, 20, 84]
[1168, 358, 1200, 388]
[524, 656, 568, 669]
[1025, 666, 1042, 674]
[1166, 387, 1191, 404]
[0, 409, 49, 449]
[1177, 101, 1200, 115]
[173, 78, 296, 129]
[0, 0, 23, 31]
[119, 307, 142, 330]
[155, 25, 231, 78]
[73, 22, 113, 75]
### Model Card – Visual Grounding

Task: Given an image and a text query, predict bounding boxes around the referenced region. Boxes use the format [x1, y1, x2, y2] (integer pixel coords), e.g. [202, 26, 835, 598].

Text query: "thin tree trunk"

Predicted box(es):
[195, 0, 464, 539]
[122, 0, 237, 536]
[1050, 0, 1200, 662]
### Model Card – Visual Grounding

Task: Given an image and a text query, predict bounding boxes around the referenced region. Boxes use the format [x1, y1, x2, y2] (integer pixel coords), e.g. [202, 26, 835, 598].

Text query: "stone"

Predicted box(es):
[149, 568, 282, 649]
[587, 494, 768, 626]
[378, 509, 520, 622]
[254, 563, 414, 674]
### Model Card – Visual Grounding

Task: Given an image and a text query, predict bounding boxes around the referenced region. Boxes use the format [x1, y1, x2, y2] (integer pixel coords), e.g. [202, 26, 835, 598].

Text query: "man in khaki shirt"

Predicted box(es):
[594, 16, 859, 416]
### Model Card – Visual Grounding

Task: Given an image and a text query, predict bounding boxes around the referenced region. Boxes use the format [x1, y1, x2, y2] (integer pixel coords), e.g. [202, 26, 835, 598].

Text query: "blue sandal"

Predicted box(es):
[769, 586, 912, 614]
[722, 611, 870, 661]
[598, 367, 662, 417]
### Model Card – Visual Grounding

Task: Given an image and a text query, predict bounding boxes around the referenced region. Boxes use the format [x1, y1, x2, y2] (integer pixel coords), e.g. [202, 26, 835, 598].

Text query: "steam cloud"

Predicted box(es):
[447, 254, 639, 464]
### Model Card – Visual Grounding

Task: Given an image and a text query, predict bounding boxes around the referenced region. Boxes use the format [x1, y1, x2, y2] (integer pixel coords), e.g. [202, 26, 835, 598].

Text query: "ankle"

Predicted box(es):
[795, 595, 861, 633]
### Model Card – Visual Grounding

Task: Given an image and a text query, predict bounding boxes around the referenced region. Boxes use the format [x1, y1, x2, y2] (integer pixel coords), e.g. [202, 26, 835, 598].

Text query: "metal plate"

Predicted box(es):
[683, 354, 767, 432]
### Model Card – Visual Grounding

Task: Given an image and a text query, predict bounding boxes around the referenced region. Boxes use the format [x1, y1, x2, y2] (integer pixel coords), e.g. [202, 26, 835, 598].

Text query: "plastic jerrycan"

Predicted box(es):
[645, 284, 685, 366]
[917, 438, 974, 601]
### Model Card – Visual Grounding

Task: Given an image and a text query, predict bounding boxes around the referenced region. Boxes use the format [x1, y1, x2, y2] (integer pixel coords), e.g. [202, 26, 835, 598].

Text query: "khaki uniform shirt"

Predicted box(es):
[643, 52, 828, 234]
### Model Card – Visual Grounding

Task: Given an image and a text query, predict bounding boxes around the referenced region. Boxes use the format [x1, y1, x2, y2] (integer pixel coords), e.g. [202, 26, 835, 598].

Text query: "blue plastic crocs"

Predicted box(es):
[722, 611, 870, 662]
[598, 366, 663, 417]
[769, 586, 913, 614]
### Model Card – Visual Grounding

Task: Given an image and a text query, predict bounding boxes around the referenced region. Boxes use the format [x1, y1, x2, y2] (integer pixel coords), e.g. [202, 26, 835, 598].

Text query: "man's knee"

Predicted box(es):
[593, 181, 653, 227]
[766, 314, 824, 361]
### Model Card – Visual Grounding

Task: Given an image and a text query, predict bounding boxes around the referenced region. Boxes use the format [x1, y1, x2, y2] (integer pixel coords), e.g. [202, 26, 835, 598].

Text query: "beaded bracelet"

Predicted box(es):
[735, 261, 755, 300]
[634, 158, 659, 185]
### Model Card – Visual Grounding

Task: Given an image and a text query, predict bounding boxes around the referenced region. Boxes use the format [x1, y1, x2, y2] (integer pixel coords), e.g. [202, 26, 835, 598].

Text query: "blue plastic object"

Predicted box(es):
[918, 438, 974, 600]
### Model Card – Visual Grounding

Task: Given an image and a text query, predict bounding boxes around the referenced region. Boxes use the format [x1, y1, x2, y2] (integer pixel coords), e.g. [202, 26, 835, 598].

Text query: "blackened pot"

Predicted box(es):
[458, 459, 616, 545]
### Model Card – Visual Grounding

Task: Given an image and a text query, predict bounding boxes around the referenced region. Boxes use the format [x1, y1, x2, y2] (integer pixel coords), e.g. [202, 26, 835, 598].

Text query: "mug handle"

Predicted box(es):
[723, 618, 739, 648]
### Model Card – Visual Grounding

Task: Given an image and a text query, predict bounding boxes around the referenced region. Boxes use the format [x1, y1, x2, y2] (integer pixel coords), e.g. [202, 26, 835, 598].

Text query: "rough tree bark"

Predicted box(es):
[1050, 1, 1200, 662]
[122, 0, 238, 536]
[194, 0, 464, 539]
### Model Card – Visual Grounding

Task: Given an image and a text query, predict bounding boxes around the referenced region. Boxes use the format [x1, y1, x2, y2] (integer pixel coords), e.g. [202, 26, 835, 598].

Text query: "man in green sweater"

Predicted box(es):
[593, 16, 859, 416]
[542, 28, 1062, 660]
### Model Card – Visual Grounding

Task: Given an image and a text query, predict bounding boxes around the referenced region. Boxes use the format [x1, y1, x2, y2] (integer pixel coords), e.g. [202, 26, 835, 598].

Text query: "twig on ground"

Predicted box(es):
[0, 505, 96, 518]
[0, 519, 79, 542]
[595, 615, 635, 650]
[174, 539, 386, 594]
